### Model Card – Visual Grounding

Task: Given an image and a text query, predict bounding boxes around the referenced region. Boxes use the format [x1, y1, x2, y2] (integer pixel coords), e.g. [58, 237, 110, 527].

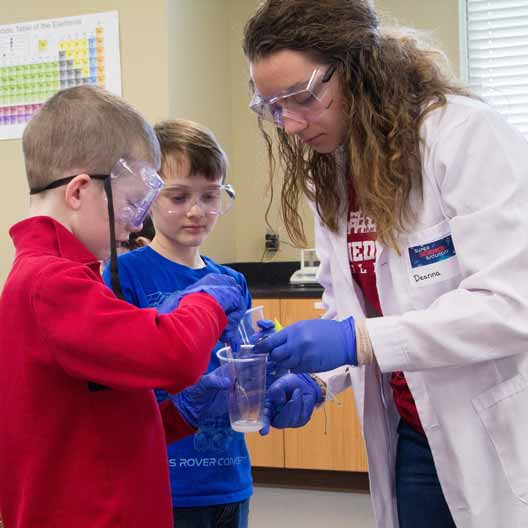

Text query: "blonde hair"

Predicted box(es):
[154, 119, 227, 182]
[23, 85, 160, 191]
[243, 0, 471, 250]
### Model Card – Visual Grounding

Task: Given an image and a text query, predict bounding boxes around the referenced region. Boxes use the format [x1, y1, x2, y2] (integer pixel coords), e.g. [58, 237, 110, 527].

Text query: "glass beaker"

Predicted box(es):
[217, 344, 267, 433]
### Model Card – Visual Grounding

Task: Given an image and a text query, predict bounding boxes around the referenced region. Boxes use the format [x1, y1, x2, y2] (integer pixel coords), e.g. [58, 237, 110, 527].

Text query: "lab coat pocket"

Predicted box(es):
[404, 220, 461, 309]
[472, 374, 528, 505]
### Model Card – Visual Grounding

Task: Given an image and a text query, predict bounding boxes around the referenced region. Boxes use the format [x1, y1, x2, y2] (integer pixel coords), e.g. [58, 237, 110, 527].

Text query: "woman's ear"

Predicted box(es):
[64, 174, 92, 210]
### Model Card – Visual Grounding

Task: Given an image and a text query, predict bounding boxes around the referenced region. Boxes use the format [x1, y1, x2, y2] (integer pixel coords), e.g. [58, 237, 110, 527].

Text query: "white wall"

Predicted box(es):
[167, 0, 236, 262]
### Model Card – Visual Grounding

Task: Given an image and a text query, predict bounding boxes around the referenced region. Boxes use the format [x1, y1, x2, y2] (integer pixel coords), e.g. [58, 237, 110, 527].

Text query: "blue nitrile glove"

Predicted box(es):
[253, 317, 357, 373]
[260, 374, 322, 436]
[248, 319, 279, 387]
[170, 366, 231, 428]
[157, 274, 247, 347]
[249, 319, 276, 344]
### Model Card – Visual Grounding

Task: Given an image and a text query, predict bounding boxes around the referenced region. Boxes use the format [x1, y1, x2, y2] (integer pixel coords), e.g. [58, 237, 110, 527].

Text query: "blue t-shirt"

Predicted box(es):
[102, 247, 253, 507]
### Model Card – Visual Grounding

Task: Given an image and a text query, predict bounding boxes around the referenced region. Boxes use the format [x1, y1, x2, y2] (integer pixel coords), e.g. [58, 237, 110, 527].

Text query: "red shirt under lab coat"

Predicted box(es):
[0, 216, 227, 527]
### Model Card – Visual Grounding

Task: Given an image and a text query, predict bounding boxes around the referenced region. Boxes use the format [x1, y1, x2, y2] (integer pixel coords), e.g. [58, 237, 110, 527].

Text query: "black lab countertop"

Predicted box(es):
[224, 261, 324, 299]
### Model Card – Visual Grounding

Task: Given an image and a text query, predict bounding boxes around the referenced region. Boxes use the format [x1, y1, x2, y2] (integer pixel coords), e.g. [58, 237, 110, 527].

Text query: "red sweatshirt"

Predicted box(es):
[0, 216, 227, 528]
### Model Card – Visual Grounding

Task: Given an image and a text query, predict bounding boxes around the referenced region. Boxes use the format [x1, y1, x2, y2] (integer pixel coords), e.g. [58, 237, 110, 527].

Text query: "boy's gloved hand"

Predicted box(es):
[253, 317, 357, 373]
[260, 374, 322, 435]
[157, 274, 247, 346]
[158, 274, 243, 313]
[170, 366, 231, 428]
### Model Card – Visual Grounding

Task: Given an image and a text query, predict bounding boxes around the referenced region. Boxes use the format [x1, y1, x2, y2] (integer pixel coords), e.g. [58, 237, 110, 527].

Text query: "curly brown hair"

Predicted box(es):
[243, 0, 471, 250]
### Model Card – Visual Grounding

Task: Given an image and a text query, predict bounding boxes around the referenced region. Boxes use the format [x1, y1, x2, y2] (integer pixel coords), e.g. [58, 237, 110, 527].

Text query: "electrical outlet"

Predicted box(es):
[265, 232, 279, 252]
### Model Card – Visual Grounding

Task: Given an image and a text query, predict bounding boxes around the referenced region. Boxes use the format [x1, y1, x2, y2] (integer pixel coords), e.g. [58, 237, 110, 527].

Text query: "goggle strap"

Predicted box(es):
[29, 174, 108, 195]
[103, 177, 125, 301]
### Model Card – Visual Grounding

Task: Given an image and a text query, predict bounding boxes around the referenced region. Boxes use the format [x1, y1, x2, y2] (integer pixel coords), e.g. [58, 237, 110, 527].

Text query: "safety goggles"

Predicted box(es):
[107, 158, 164, 229]
[249, 64, 337, 127]
[30, 158, 164, 230]
[158, 183, 236, 216]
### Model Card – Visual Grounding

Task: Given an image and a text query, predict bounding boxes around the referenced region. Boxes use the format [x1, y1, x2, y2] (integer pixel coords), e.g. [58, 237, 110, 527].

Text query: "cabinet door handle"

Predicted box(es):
[314, 301, 324, 310]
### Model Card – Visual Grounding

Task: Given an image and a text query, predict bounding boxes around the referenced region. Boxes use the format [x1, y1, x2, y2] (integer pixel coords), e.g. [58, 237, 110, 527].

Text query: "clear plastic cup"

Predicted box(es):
[217, 344, 267, 433]
[238, 305, 265, 344]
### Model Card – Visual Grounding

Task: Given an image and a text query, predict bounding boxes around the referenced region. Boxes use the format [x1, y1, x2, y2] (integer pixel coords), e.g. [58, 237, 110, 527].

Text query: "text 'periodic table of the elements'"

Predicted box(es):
[0, 11, 121, 140]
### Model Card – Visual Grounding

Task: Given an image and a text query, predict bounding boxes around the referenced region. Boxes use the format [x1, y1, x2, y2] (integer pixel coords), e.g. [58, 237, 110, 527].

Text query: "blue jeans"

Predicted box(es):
[396, 420, 456, 528]
[172, 498, 250, 528]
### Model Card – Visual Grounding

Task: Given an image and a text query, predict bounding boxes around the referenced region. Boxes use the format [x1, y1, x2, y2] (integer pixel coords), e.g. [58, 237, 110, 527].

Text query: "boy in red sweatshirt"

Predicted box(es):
[0, 85, 245, 528]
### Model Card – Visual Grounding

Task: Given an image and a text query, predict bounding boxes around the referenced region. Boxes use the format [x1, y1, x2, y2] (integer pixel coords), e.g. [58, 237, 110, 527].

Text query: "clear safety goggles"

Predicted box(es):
[249, 64, 337, 128]
[158, 183, 236, 216]
[107, 158, 164, 229]
[30, 158, 164, 230]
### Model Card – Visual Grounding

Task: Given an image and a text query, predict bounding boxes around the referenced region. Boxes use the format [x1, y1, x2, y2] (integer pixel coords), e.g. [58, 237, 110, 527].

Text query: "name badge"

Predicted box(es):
[407, 234, 459, 287]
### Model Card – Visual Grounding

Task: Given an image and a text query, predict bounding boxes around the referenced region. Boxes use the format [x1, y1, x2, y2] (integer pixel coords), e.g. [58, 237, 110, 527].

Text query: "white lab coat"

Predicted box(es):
[314, 96, 528, 528]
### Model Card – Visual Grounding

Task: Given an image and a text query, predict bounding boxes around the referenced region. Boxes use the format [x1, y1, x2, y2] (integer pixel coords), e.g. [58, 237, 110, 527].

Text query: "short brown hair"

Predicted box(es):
[153, 119, 227, 182]
[23, 85, 160, 191]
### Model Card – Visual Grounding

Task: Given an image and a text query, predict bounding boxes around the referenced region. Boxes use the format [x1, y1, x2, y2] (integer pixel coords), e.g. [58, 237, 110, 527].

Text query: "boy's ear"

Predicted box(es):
[64, 174, 92, 210]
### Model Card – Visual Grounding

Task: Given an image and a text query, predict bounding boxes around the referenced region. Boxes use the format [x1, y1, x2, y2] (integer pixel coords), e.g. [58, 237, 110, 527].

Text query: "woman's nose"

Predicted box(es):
[283, 115, 308, 136]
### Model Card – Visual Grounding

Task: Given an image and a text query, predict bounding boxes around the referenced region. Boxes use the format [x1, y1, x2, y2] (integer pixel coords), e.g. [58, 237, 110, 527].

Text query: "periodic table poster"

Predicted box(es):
[0, 11, 121, 140]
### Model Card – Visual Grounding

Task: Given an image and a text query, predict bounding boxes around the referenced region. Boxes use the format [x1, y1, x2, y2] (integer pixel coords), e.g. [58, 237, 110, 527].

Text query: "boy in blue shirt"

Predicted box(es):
[103, 119, 252, 527]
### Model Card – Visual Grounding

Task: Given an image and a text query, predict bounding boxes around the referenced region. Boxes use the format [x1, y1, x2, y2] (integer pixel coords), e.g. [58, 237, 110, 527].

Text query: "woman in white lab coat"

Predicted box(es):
[244, 1, 528, 527]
